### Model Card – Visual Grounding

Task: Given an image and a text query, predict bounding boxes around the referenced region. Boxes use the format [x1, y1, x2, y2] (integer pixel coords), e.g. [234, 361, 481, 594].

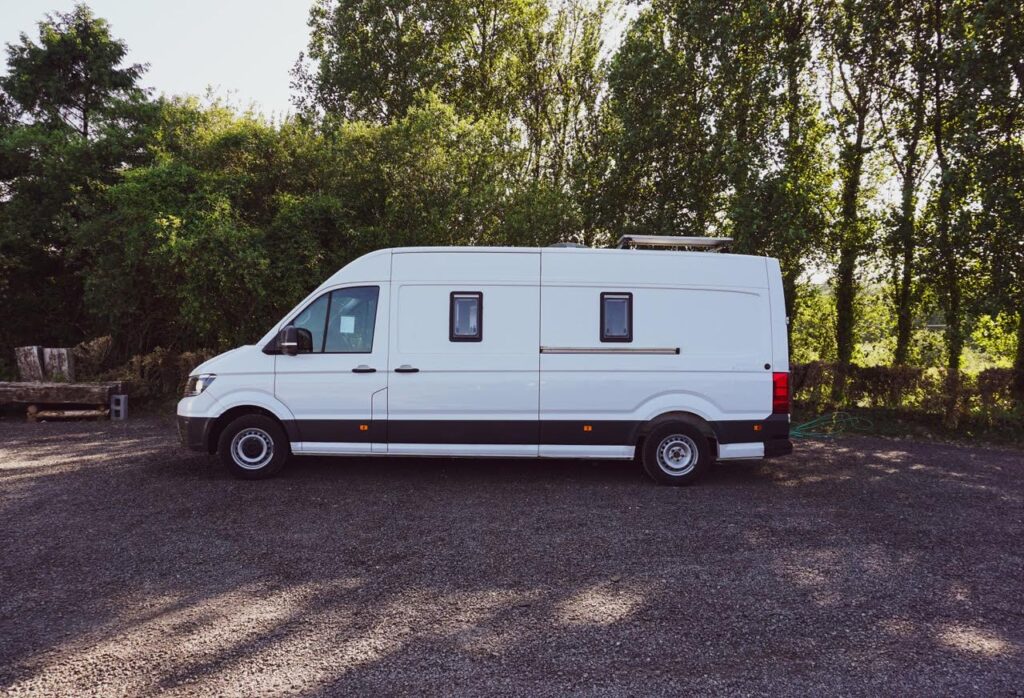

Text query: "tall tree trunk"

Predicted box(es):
[931, 0, 961, 428]
[892, 144, 919, 366]
[832, 112, 867, 402]
[941, 268, 963, 427]
[892, 18, 929, 366]
[780, 3, 805, 355]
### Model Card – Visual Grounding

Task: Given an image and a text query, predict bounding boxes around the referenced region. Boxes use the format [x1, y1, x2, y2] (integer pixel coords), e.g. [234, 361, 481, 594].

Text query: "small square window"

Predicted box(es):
[450, 292, 482, 342]
[601, 292, 632, 342]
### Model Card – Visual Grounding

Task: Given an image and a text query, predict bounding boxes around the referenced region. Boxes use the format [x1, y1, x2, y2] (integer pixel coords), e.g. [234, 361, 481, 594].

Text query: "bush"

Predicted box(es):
[791, 362, 1024, 433]
[91, 345, 216, 402]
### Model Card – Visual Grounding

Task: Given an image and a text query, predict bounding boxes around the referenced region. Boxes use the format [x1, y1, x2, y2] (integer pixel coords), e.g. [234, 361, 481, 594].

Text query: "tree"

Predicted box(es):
[600, 3, 729, 237]
[967, 0, 1024, 402]
[2, 4, 146, 138]
[292, 0, 552, 123]
[293, 0, 455, 122]
[876, 0, 932, 366]
[514, 0, 607, 187]
[733, 0, 833, 329]
[820, 0, 893, 399]
[0, 4, 152, 358]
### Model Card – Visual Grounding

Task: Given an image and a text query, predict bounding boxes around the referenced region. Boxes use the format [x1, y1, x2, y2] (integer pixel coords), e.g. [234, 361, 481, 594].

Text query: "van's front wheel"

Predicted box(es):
[218, 414, 289, 479]
[641, 422, 710, 486]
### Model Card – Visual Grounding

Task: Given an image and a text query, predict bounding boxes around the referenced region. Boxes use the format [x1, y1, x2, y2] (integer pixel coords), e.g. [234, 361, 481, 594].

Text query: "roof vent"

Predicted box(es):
[617, 235, 732, 251]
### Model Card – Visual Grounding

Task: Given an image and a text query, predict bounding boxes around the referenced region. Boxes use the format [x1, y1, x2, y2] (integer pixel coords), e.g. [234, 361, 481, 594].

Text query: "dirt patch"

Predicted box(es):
[1, 417, 1022, 696]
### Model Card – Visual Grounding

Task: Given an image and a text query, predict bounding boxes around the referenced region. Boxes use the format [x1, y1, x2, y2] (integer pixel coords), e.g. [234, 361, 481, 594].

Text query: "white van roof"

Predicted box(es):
[320, 245, 772, 289]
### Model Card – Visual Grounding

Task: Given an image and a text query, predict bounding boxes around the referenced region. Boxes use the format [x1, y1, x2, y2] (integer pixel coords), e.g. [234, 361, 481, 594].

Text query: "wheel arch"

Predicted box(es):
[633, 411, 717, 456]
[207, 405, 292, 454]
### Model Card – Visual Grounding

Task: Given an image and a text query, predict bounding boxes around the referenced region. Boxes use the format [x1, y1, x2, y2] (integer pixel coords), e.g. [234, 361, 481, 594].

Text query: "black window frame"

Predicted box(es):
[263, 285, 380, 354]
[600, 291, 633, 343]
[449, 291, 483, 342]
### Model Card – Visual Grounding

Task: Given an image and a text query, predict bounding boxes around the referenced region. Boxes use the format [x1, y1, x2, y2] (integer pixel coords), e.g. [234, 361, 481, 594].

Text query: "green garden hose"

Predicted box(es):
[791, 412, 874, 439]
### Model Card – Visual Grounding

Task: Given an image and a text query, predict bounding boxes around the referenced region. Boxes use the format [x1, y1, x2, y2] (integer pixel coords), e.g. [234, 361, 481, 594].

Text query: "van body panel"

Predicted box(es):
[539, 251, 773, 430]
[541, 247, 769, 288]
[177, 345, 284, 425]
[536, 381, 769, 424]
[319, 248, 393, 286]
[386, 251, 541, 455]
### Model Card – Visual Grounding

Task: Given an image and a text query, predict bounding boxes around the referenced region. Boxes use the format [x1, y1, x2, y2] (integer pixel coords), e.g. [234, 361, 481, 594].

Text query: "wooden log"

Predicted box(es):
[42, 348, 76, 382]
[0, 381, 123, 405]
[15, 347, 44, 382]
[31, 408, 110, 421]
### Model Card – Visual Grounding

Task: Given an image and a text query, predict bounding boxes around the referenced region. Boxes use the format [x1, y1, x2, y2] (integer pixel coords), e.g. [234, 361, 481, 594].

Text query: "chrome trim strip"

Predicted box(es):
[540, 346, 680, 355]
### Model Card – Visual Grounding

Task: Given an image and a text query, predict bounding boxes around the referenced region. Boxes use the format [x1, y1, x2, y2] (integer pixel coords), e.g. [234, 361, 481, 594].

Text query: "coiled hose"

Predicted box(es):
[791, 412, 874, 439]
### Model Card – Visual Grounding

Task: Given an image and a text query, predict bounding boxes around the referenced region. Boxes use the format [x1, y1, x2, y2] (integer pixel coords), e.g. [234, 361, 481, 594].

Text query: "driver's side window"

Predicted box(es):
[288, 286, 379, 353]
[291, 293, 329, 353]
[325, 286, 379, 353]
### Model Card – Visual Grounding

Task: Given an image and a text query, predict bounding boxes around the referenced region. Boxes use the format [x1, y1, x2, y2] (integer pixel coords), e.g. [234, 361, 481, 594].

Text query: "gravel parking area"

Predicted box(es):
[0, 416, 1022, 696]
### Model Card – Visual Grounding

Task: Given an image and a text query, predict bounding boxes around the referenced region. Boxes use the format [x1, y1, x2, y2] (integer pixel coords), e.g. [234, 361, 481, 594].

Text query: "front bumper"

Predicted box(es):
[177, 415, 212, 452]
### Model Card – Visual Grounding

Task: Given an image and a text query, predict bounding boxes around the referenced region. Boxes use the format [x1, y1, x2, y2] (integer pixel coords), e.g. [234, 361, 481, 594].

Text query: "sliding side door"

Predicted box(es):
[385, 250, 541, 457]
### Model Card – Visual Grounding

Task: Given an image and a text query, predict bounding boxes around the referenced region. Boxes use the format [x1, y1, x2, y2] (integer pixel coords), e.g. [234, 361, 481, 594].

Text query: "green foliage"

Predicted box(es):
[0, 4, 154, 357]
[970, 314, 1017, 368]
[1, 0, 1023, 421]
[791, 286, 837, 364]
[2, 4, 147, 137]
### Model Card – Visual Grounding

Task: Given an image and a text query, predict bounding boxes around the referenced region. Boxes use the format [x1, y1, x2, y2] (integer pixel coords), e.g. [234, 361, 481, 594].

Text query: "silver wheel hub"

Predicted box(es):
[656, 434, 698, 475]
[231, 428, 274, 470]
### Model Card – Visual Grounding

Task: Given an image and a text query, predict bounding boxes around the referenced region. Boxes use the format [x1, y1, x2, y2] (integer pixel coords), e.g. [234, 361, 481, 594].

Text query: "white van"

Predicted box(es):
[177, 237, 791, 485]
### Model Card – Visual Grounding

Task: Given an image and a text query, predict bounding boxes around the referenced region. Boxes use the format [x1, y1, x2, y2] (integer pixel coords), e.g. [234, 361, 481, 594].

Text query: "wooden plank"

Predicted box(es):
[30, 408, 109, 421]
[0, 381, 123, 404]
[42, 348, 76, 382]
[15, 347, 44, 382]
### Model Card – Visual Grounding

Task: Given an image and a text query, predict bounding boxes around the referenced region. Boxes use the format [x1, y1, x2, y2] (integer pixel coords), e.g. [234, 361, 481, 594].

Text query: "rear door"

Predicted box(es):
[385, 251, 541, 456]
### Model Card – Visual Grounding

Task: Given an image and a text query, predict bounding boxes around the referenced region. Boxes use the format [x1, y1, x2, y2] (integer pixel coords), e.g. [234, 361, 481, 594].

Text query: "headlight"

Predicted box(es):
[185, 373, 217, 396]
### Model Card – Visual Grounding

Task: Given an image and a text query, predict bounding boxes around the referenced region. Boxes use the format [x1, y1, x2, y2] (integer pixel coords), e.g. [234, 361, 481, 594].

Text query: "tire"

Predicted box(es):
[217, 414, 289, 480]
[641, 421, 711, 486]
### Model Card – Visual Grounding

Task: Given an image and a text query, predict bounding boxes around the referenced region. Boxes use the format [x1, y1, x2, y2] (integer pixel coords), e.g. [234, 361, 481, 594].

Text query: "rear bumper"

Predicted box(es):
[177, 415, 212, 452]
[764, 437, 793, 458]
[712, 413, 791, 459]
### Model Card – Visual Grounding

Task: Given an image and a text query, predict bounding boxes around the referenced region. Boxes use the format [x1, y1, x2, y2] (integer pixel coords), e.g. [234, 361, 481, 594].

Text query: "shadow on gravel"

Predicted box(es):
[0, 420, 1021, 695]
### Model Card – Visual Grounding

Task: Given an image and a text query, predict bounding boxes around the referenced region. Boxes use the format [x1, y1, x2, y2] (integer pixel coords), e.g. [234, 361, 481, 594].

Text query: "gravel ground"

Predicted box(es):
[0, 416, 1022, 697]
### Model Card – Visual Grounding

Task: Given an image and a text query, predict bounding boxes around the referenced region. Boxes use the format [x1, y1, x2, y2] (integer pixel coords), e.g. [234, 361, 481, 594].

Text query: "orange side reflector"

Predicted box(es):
[753, 424, 762, 432]
[583, 425, 593, 432]
[359, 424, 369, 432]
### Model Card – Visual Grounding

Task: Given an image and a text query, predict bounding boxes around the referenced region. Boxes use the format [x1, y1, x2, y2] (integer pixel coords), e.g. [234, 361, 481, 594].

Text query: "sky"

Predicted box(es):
[0, 0, 314, 117]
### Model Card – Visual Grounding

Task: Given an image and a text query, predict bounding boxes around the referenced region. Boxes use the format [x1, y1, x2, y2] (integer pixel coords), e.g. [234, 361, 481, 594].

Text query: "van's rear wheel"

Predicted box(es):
[641, 422, 710, 486]
[218, 414, 288, 479]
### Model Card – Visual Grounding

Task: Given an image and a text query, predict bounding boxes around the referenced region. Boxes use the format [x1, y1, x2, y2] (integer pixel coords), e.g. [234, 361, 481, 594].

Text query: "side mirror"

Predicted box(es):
[278, 326, 314, 356]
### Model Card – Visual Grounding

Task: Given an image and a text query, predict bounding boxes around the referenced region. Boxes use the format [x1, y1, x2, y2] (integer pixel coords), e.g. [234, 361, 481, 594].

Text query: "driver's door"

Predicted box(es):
[274, 284, 389, 454]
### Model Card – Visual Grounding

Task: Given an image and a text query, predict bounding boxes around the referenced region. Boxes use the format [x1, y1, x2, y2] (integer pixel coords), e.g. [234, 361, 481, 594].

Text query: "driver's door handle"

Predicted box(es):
[352, 365, 377, 373]
[394, 365, 419, 373]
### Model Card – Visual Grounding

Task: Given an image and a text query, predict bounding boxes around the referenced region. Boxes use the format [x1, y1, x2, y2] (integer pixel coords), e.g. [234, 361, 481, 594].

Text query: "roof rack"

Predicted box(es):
[616, 235, 733, 251]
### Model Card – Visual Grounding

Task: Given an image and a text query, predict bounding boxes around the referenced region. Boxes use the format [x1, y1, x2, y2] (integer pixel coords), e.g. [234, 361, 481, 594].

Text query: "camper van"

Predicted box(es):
[177, 237, 791, 485]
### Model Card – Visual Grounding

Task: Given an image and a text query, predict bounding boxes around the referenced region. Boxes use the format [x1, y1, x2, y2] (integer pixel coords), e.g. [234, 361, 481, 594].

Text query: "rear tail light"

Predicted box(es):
[772, 372, 790, 414]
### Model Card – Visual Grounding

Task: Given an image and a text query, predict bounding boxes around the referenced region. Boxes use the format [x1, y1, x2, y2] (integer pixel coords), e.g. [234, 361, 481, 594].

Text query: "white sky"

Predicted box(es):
[0, 0, 313, 117]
